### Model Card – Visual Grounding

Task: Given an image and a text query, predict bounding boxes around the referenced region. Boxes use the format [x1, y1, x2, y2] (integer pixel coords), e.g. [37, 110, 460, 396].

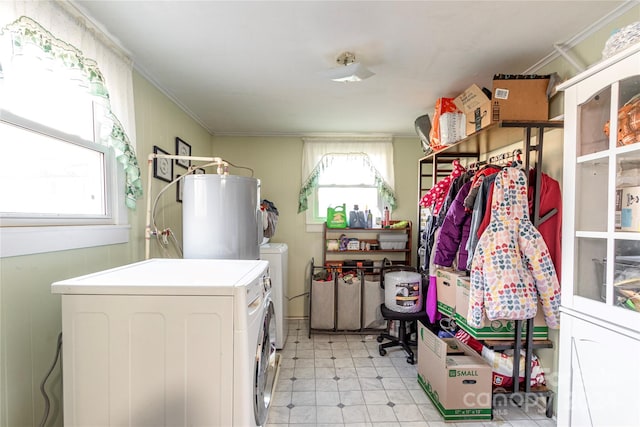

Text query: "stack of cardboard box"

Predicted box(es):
[453, 75, 551, 137]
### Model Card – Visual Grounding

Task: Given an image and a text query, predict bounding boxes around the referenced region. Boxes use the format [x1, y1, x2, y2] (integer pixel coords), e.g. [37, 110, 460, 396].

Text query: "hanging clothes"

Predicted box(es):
[425, 228, 442, 324]
[527, 169, 563, 280]
[434, 180, 473, 270]
[466, 173, 497, 270]
[468, 167, 561, 329]
[419, 159, 466, 215]
[463, 165, 502, 212]
[420, 171, 471, 273]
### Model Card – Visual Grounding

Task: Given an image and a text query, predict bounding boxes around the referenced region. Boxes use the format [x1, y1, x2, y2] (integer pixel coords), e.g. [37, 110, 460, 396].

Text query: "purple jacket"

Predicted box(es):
[434, 181, 472, 270]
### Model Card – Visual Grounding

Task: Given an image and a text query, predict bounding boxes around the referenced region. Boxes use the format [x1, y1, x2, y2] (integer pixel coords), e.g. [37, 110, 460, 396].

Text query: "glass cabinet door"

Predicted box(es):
[573, 70, 640, 322]
[611, 76, 640, 315]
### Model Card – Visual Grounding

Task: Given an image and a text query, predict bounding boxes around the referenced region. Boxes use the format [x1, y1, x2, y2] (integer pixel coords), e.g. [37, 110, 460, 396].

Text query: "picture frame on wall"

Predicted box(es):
[175, 137, 191, 168]
[153, 145, 173, 183]
[176, 175, 183, 203]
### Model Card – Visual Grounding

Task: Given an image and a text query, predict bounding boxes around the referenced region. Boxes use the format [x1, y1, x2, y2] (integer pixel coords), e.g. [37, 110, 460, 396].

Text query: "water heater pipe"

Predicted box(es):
[145, 153, 228, 259]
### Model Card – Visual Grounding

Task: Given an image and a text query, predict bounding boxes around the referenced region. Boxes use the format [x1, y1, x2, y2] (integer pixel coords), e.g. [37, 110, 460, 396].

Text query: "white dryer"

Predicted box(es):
[260, 242, 288, 349]
[51, 258, 278, 427]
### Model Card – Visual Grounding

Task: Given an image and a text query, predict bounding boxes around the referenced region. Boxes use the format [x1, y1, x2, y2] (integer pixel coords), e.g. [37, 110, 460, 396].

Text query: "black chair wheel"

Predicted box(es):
[376, 335, 384, 343]
[406, 356, 415, 365]
[379, 346, 387, 356]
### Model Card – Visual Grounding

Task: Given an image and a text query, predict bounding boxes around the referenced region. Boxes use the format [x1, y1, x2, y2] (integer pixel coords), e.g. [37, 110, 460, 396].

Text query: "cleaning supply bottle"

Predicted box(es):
[383, 206, 390, 227]
[349, 204, 366, 228]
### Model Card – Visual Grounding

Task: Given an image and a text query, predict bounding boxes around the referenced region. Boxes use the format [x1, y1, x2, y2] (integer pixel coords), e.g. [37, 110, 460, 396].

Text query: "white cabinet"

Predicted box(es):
[558, 44, 640, 426]
[557, 310, 640, 426]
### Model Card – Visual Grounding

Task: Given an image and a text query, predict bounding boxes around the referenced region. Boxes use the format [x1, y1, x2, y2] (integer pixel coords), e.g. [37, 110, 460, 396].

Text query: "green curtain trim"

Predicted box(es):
[297, 152, 397, 213]
[2, 16, 143, 209]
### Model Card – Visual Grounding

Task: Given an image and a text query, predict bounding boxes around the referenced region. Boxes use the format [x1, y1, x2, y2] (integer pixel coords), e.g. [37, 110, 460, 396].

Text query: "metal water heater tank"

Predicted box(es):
[182, 174, 261, 260]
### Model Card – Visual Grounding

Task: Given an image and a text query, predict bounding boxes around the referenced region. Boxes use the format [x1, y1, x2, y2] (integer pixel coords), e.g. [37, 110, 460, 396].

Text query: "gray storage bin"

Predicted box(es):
[311, 279, 335, 330]
[363, 275, 385, 329]
[337, 277, 361, 330]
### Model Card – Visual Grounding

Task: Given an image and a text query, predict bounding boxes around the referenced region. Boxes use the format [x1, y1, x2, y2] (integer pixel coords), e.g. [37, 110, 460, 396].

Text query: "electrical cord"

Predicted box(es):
[223, 160, 254, 177]
[39, 332, 62, 427]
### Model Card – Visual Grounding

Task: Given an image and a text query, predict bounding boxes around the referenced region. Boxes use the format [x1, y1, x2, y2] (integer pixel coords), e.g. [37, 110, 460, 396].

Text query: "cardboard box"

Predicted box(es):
[454, 84, 492, 135]
[491, 75, 550, 122]
[435, 269, 466, 318]
[617, 186, 640, 231]
[455, 276, 549, 340]
[417, 322, 493, 422]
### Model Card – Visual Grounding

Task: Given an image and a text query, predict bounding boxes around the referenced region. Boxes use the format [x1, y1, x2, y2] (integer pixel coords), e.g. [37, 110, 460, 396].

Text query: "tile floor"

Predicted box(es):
[266, 319, 556, 427]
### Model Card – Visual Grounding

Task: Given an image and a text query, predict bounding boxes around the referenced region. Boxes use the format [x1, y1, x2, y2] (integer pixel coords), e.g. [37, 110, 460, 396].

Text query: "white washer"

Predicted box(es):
[51, 258, 278, 427]
[260, 242, 288, 349]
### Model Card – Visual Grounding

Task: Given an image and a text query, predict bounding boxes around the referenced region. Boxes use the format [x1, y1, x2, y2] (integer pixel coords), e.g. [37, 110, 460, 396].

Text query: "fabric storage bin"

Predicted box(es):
[337, 276, 361, 330]
[378, 232, 408, 250]
[363, 274, 385, 329]
[311, 279, 335, 330]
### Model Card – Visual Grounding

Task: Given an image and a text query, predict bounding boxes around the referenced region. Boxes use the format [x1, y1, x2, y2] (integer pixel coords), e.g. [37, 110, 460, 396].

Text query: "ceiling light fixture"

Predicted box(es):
[326, 51, 374, 82]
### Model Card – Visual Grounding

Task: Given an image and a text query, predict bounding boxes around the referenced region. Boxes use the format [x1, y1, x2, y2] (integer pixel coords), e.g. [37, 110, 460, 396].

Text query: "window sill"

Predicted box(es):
[0, 224, 130, 258]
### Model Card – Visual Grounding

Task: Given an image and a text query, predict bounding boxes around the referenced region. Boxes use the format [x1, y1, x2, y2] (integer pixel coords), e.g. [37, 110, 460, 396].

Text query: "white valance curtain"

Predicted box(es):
[298, 137, 396, 213]
[0, 0, 141, 208]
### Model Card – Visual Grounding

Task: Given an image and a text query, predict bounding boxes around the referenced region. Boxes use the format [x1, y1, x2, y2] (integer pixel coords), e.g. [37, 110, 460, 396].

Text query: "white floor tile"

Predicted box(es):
[316, 390, 341, 406]
[341, 389, 366, 405]
[342, 404, 371, 423]
[292, 378, 316, 392]
[366, 404, 398, 422]
[362, 389, 389, 405]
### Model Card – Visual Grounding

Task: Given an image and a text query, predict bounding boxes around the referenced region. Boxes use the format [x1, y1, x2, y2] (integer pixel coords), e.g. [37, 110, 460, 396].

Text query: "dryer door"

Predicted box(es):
[254, 299, 277, 425]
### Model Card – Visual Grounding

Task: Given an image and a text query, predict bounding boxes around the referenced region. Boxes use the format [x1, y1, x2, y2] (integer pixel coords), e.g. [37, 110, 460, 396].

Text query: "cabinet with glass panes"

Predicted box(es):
[557, 44, 640, 427]
[560, 44, 640, 328]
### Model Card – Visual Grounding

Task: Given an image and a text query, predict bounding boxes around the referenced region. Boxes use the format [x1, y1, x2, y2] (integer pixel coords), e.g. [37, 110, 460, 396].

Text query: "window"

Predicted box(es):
[299, 138, 397, 230]
[0, 14, 140, 257]
[313, 153, 384, 223]
[0, 113, 118, 219]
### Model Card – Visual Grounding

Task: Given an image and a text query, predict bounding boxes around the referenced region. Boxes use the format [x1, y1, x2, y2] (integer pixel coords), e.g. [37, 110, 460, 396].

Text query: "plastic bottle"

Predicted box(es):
[349, 204, 366, 228]
[383, 206, 390, 227]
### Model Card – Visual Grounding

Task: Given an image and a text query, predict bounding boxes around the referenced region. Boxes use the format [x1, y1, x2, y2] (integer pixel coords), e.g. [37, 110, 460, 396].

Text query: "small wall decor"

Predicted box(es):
[175, 137, 191, 168]
[195, 168, 205, 174]
[153, 145, 173, 183]
[176, 174, 183, 203]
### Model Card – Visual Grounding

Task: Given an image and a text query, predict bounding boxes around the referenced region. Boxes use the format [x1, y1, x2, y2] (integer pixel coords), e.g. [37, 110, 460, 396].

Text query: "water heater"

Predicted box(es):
[182, 174, 261, 259]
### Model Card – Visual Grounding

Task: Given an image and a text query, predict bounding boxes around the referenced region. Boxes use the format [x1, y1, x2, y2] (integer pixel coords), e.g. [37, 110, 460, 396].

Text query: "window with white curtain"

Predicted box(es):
[0, 49, 113, 222]
[0, 4, 140, 257]
[299, 137, 397, 228]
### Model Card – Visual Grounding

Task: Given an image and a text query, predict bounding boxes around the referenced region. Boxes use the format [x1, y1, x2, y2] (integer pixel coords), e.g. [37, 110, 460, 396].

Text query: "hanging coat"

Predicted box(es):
[434, 181, 472, 270]
[468, 167, 561, 329]
[419, 159, 466, 215]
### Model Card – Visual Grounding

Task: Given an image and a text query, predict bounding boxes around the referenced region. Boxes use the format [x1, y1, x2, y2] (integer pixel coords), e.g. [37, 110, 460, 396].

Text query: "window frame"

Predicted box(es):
[0, 112, 130, 258]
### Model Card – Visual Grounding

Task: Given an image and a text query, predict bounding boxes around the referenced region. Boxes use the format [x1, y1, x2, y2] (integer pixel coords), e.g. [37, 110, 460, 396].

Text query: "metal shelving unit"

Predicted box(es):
[417, 120, 564, 418]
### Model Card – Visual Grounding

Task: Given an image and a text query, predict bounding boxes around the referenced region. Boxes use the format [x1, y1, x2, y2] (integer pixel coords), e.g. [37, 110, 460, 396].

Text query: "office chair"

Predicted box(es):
[376, 264, 430, 365]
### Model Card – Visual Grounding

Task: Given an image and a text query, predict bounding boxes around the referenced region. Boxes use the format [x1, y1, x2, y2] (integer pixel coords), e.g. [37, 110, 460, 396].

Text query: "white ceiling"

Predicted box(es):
[74, 0, 632, 137]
